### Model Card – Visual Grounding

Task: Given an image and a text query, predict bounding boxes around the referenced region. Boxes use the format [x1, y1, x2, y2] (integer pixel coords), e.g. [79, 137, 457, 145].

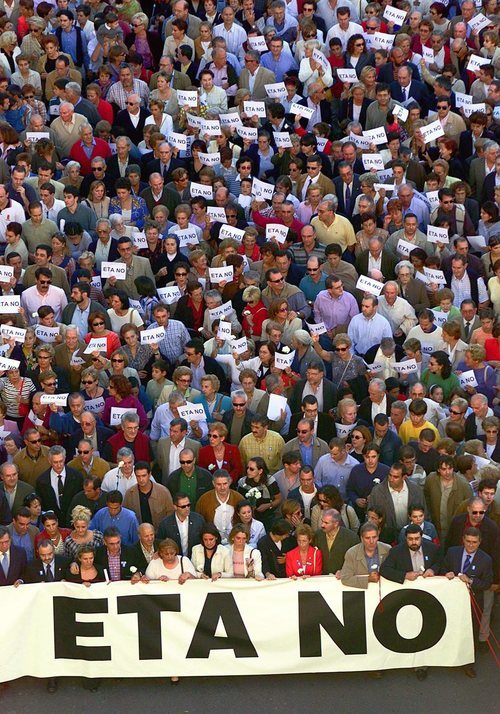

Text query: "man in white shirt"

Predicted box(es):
[39, 184, 65, 223]
[199, 69, 228, 114]
[213, 6, 247, 60]
[347, 295, 392, 356]
[0, 185, 25, 240]
[377, 281, 417, 340]
[21, 267, 68, 324]
[325, 6, 363, 50]
[101, 448, 136, 497]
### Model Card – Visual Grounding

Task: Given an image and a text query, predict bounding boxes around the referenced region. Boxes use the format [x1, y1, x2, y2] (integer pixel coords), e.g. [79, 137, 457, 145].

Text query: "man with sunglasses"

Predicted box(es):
[157, 492, 205, 558]
[67, 438, 109, 480]
[21, 267, 68, 325]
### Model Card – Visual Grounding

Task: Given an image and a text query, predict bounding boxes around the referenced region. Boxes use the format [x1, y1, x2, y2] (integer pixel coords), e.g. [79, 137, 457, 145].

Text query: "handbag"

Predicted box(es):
[18, 379, 30, 417]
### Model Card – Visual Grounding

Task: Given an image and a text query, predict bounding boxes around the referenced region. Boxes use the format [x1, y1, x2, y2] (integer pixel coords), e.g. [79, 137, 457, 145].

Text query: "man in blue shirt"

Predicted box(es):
[90, 490, 139, 546]
[55, 10, 89, 71]
[261, 37, 298, 81]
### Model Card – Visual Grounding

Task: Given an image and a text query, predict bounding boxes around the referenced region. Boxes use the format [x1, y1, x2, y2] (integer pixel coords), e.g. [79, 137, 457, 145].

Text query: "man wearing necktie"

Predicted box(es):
[35, 446, 83, 528]
[0, 526, 26, 587]
[24, 539, 69, 584]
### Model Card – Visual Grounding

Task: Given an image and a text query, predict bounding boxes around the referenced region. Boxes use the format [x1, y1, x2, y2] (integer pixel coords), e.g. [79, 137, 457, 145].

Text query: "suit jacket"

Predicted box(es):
[355, 249, 397, 282]
[257, 533, 293, 578]
[367, 478, 424, 532]
[341, 541, 392, 588]
[0, 544, 27, 586]
[129, 538, 161, 573]
[378, 60, 420, 84]
[54, 341, 91, 391]
[155, 436, 201, 485]
[445, 514, 499, 566]
[23, 554, 70, 583]
[441, 546, 493, 592]
[380, 541, 441, 584]
[123, 482, 174, 530]
[144, 157, 187, 184]
[156, 511, 205, 558]
[115, 107, 151, 147]
[293, 98, 332, 132]
[469, 156, 491, 202]
[333, 175, 361, 218]
[357, 394, 395, 426]
[390, 79, 429, 115]
[338, 97, 371, 127]
[179, 355, 228, 394]
[61, 300, 110, 330]
[195, 489, 243, 524]
[404, 160, 427, 192]
[482, 169, 497, 204]
[315, 526, 359, 575]
[286, 411, 336, 443]
[239, 66, 276, 101]
[378, 430, 403, 467]
[288, 378, 338, 415]
[69, 425, 114, 463]
[94, 544, 140, 580]
[398, 277, 430, 313]
[0, 489, 12, 525]
[35, 467, 84, 528]
[88, 237, 120, 261]
[0, 479, 32, 516]
[424, 473, 472, 535]
[282, 435, 330, 468]
[222, 408, 255, 441]
[296, 172, 335, 201]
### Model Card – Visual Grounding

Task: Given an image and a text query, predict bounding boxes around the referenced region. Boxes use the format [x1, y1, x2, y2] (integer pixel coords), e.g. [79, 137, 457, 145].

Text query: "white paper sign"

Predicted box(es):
[219, 224, 245, 242]
[157, 286, 182, 305]
[198, 152, 221, 166]
[70, 348, 85, 366]
[231, 336, 248, 354]
[337, 68, 358, 84]
[396, 238, 417, 257]
[467, 234, 487, 251]
[383, 5, 407, 23]
[426, 190, 440, 210]
[290, 102, 314, 119]
[391, 358, 418, 373]
[267, 393, 288, 421]
[419, 120, 445, 144]
[373, 183, 396, 193]
[263, 224, 288, 244]
[265, 82, 287, 99]
[427, 225, 449, 244]
[316, 137, 328, 152]
[110, 406, 137, 426]
[455, 92, 473, 108]
[40, 393, 69, 406]
[207, 207, 227, 223]
[372, 32, 394, 50]
[216, 320, 232, 340]
[423, 267, 446, 284]
[248, 35, 267, 52]
[34, 324, 60, 343]
[463, 103, 486, 118]
[458, 370, 478, 388]
[432, 310, 448, 327]
[356, 275, 384, 296]
[84, 397, 106, 414]
[84, 338, 107, 354]
[308, 322, 327, 336]
[186, 113, 202, 129]
[312, 48, 330, 74]
[0, 295, 20, 313]
[0, 266, 14, 281]
[26, 132, 50, 141]
[177, 402, 206, 422]
[209, 266, 234, 283]
[252, 178, 275, 201]
[208, 301, 233, 321]
[168, 132, 188, 150]
[177, 90, 198, 108]
[465, 451, 491, 469]
[236, 126, 258, 142]
[219, 112, 243, 128]
[274, 350, 295, 369]
[199, 119, 221, 136]
[392, 104, 409, 121]
[273, 132, 293, 148]
[468, 13, 490, 32]
[362, 154, 384, 171]
[422, 45, 434, 64]
[101, 262, 127, 279]
[91, 276, 102, 290]
[0, 325, 26, 343]
[365, 361, 385, 373]
[244, 100, 266, 118]
[420, 343, 434, 354]
[466, 54, 490, 73]
[363, 127, 388, 146]
[140, 326, 165, 345]
[190, 182, 213, 200]
[349, 132, 371, 150]
[130, 229, 146, 249]
[336, 422, 356, 438]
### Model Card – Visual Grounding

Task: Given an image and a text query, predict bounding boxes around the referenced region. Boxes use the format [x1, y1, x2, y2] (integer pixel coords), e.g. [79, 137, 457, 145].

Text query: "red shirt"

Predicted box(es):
[108, 431, 152, 463]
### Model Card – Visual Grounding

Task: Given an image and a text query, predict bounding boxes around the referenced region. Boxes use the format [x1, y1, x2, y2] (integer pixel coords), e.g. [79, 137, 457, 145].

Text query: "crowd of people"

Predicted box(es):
[0, 0, 498, 694]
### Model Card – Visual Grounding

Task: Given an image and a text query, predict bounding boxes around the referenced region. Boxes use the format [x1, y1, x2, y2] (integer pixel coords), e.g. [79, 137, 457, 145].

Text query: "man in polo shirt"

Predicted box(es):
[311, 198, 356, 257]
[13, 429, 50, 488]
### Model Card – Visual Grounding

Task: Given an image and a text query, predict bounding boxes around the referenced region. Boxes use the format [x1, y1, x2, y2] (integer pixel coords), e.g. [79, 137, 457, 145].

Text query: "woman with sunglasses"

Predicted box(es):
[311, 485, 360, 533]
[311, 333, 366, 390]
[79, 367, 108, 413]
[344, 34, 374, 78]
[197, 421, 243, 484]
[84, 310, 121, 359]
[237, 457, 281, 530]
[260, 299, 302, 348]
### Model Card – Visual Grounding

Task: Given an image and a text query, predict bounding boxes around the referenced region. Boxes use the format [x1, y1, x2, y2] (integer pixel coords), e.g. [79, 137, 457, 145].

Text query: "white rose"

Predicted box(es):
[208, 463, 216, 470]
[373, 478, 380, 484]
[243, 310, 251, 316]
[130, 566, 137, 574]
[118, 461, 124, 469]
[281, 346, 290, 353]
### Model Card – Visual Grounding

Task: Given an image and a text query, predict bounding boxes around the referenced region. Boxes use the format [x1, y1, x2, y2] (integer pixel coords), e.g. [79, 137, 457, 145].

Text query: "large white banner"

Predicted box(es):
[0, 577, 473, 681]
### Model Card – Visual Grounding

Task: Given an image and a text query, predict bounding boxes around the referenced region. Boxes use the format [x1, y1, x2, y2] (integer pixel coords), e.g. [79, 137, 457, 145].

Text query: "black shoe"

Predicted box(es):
[416, 668, 428, 681]
[463, 664, 476, 678]
[46, 678, 58, 694]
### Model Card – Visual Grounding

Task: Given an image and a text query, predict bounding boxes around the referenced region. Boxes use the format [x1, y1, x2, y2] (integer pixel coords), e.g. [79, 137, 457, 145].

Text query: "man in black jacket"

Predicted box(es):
[257, 519, 293, 578]
[94, 527, 140, 581]
[69, 412, 114, 463]
[130, 523, 161, 574]
[35, 446, 83, 527]
[24, 539, 69, 583]
[156, 493, 205, 558]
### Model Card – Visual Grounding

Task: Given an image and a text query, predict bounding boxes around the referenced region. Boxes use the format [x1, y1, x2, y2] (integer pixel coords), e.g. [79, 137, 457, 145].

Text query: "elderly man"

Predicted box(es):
[104, 235, 154, 300]
[35, 445, 83, 527]
[198, 69, 228, 114]
[115, 92, 151, 147]
[201, 290, 241, 339]
[65, 81, 100, 126]
[53, 326, 89, 390]
[101, 447, 137, 496]
[48, 391, 87, 438]
[68, 122, 111, 176]
[358, 378, 395, 426]
[108, 412, 152, 463]
[0, 463, 32, 515]
[315, 508, 360, 576]
[239, 49, 276, 101]
[123, 461, 174, 530]
[51, 101, 88, 159]
[106, 63, 149, 110]
[465, 394, 493, 439]
[395, 185, 430, 233]
[164, 0, 202, 40]
[67, 439, 109, 480]
[377, 281, 417, 342]
[69, 411, 113, 462]
[239, 415, 285, 473]
[140, 173, 179, 217]
[311, 198, 357, 255]
[151, 391, 208, 443]
[341, 522, 392, 588]
[195, 471, 243, 541]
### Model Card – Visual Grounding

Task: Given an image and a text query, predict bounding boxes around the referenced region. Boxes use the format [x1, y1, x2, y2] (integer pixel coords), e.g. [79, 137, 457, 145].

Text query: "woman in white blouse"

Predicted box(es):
[226, 525, 264, 579]
[298, 40, 332, 97]
[190, 525, 232, 579]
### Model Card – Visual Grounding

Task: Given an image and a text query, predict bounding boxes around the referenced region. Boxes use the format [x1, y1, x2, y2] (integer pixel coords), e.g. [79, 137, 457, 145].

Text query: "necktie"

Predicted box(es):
[45, 564, 54, 582]
[463, 554, 472, 573]
[464, 321, 471, 339]
[57, 475, 64, 503]
[163, 165, 168, 182]
[1, 552, 8, 577]
[402, 86, 407, 102]
[302, 176, 311, 200]
[345, 184, 351, 214]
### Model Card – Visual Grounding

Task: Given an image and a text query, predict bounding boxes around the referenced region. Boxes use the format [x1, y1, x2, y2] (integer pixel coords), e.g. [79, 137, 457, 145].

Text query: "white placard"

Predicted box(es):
[267, 393, 288, 421]
[274, 350, 295, 369]
[432, 310, 448, 327]
[467, 234, 487, 251]
[383, 5, 407, 24]
[209, 266, 234, 283]
[308, 322, 327, 336]
[377, 168, 394, 183]
[336, 422, 356, 438]
[363, 127, 388, 146]
[186, 113, 202, 129]
[290, 102, 314, 119]
[110, 406, 137, 426]
[40, 393, 69, 406]
[265, 223, 290, 242]
[219, 224, 245, 242]
[252, 178, 275, 201]
[349, 132, 371, 150]
[177, 90, 198, 108]
[216, 320, 232, 340]
[83, 338, 107, 354]
[426, 225, 449, 244]
[356, 274, 384, 296]
[458, 370, 478, 389]
[463, 103, 486, 118]
[426, 191, 440, 210]
[231, 336, 248, 354]
[157, 286, 182, 305]
[0, 295, 20, 313]
[391, 358, 418, 373]
[177, 402, 206, 422]
[219, 112, 243, 128]
[207, 207, 227, 223]
[132, 231, 147, 248]
[236, 126, 258, 142]
[415, 271, 430, 285]
[101, 262, 127, 279]
[419, 120, 445, 144]
[190, 182, 213, 200]
[465, 451, 491, 469]
[70, 348, 85, 366]
[26, 132, 50, 141]
[0, 325, 26, 343]
[365, 361, 385, 373]
[312, 48, 330, 74]
[34, 324, 60, 343]
[468, 13, 490, 32]
[168, 132, 188, 150]
[422, 45, 434, 64]
[392, 104, 409, 121]
[138, 327, 164, 346]
[244, 100, 266, 118]
[372, 32, 394, 50]
[248, 35, 267, 52]
[84, 397, 106, 414]
[0, 266, 14, 281]
[265, 82, 287, 99]
[316, 137, 328, 152]
[336, 68, 358, 84]
[420, 343, 434, 354]
[208, 300, 233, 321]
[176, 228, 200, 248]
[455, 92, 473, 108]
[198, 152, 221, 166]
[396, 238, 416, 257]
[273, 131, 293, 148]
[91, 276, 102, 290]
[199, 119, 221, 136]
[423, 267, 446, 284]
[362, 154, 384, 171]
[373, 183, 396, 193]
[466, 54, 490, 73]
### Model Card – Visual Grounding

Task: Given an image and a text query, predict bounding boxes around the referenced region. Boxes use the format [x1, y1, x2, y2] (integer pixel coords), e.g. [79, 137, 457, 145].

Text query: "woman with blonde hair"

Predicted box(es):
[63, 505, 104, 560]
[299, 40, 333, 97]
[0, 31, 20, 79]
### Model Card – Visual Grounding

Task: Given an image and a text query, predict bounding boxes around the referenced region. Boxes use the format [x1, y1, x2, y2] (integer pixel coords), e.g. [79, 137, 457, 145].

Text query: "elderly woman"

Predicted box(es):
[359, 65, 377, 99]
[79, 366, 107, 412]
[0, 31, 20, 79]
[109, 178, 148, 229]
[241, 286, 268, 340]
[0, 366, 36, 426]
[260, 299, 302, 347]
[101, 374, 148, 429]
[395, 260, 430, 313]
[289, 330, 323, 378]
[145, 537, 196, 582]
[190, 524, 232, 580]
[311, 333, 367, 391]
[119, 323, 154, 382]
[60, 161, 83, 190]
[458, 344, 497, 406]
[192, 374, 232, 423]
[299, 40, 332, 97]
[157, 366, 200, 405]
[145, 98, 173, 136]
[285, 523, 322, 578]
[197, 421, 243, 483]
[226, 524, 264, 579]
[355, 212, 389, 256]
[334, 397, 368, 438]
[126, 12, 162, 71]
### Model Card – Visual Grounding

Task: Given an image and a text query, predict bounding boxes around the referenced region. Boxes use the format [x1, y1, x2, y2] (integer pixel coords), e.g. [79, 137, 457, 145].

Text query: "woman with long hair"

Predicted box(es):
[101, 373, 148, 429]
[422, 350, 460, 402]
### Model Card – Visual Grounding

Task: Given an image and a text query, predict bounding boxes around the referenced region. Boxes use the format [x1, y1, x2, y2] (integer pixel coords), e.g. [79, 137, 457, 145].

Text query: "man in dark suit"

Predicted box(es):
[0, 463, 32, 517]
[333, 162, 361, 219]
[174, 45, 200, 84]
[261, 105, 295, 149]
[156, 493, 205, 558]
[289, 364, 337, 415]
[355, 239, 398, 282]
[61, 282, 111, 332]
[35, 446, 83, 527]
[222, 400, 255, 443]
[180, 339, 228, 394]
[287, 396, 336, 443]
[293, 83, 332, 132]
[69, 412, 114, 463]
[377, 47, 420, 84]
[390, 66, 429, 115]
[166, 452, 212, 503]
[257, 519, 293, 578]
[367, 461, 423, 534]
[79, 157, 116, 197]
[130, 523, 161, 574]
[315, 509, 359, 575]
[445, 501, 499, 559]
[357, 379, 396, 426]
[24, 539, 69, 583]
[144, 142, 186, 184]
[0, 526, 26, 586]
[140, 173, 180, 218]
[373, 414, 402, 467]
[0, 487, 11, 525]
[399, 149, 427, 192]
[115, 94, 151, 147]
[93, 526, 140, 580]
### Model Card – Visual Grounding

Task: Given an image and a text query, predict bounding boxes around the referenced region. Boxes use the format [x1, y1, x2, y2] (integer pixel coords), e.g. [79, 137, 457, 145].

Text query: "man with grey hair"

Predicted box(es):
[315, 508, 359, 575]
[108, 412, 152, 463]
[311, 198, 357, 253]
[239, 48, 276, 101]
[89, 218, 119, 269]
[48, 391, 86, 437]
[51, 101, 88, 158]
[65, 81, 100, 125]
[150, 392, 208, 442]
[395, 259, 430, 311]
[465, 394, 494, 438]
[358, 378, 395, 425]
[116, 92, 151, 146]
[101, 447, 136, 496]
[377, 280, 417, 341]
[202, 289, 242, 338]
[35, 445, 83, 527]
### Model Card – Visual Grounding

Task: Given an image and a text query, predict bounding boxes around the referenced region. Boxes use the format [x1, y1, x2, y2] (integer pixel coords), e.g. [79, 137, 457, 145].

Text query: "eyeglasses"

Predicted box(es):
[471, 510, 485, 515]
[39, 280, 51, 285]
[437, 105, 448, 110]
[269, 277, 284, 283]
[177, 503, 191, 508]
[93, 166, 104, 171]
[351, 435, 362, 439]
[175, 272, 187, 277]
[208, 434, 219, 439]
[24, 94, 34, 99]
[126, 101, 138, 106]
[44, 382, 57, 387]
[132, 23, 142, 27]
[81, 380, 95, 385]
[180, 460, 193, 464]
[232, 403, 246, 408]
[77, 449, 91, 454]
[93, 321, 105, 327]
[111, 358, 124, 363]
[335, 347, 348, 352]
[278, 307, 288, 312]
[307, 267, 319, 273]
[296, 429, 309, 434]
[449, 409, 463, 416]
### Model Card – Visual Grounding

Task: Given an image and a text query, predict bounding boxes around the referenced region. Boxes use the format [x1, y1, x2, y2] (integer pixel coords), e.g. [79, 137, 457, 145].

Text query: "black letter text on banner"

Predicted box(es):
[53, 597, 111, 661]
[373, 590, 447, 652]
[298, 592, 367, 656]
[117, 594, 181, 660]
[187, 593, 258, 658]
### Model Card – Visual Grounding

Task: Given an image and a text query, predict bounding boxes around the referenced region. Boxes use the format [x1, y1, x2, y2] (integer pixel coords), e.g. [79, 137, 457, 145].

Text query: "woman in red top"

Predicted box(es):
[238, 229, 260, 263]
[241, 286, 268, 341]
[34, 511, 71, 556]
[175, 282, 206, 333]
[198, 422, 243, 483]
[484, 324, 500, 365]
[285, 524, 323, 578]
[84, 311, 121, 359]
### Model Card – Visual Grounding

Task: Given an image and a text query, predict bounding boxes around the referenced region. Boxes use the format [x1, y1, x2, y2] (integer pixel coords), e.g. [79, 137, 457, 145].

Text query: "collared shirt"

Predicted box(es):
[460, 549, 477, 573]
[213, 495, 234, 543]
[106, 78, 150, 110]
[140, 542, 155, 565]
[347, 312, 393, 356]
[107, 551, 121, 581]
[389, 481, 409, 529]
[169, 437, 186, 475]
[175, 514, 189, 556]
[302, 379, 324, 412]
[365, 550, 380, 572]
[71, 302, 91, 339]
[314, 452, 358, 497]
[299, 442, 313, 467]
[410, 546, 425, 573]
[451, 274, 488, 307]
[50, 468, 66, 508]
[313, 289, 358, 331]
[212, 22, 247, 56]
[11, 530, 34, 561]
[21, 284, 68, 325]
[371, 396, 387, 423]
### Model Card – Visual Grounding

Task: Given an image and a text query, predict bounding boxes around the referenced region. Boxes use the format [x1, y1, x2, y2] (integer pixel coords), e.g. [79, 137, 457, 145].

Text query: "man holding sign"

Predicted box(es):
[105, 236, 155, 301]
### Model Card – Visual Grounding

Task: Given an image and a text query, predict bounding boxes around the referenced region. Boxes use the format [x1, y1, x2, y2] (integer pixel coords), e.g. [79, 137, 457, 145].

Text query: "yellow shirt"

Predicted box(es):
[311, 214, 356, 251]
[398, 419, 440, 445]
[239, 430, 285, 474]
